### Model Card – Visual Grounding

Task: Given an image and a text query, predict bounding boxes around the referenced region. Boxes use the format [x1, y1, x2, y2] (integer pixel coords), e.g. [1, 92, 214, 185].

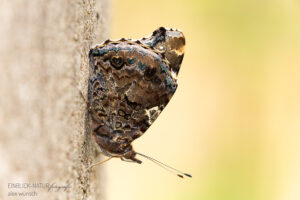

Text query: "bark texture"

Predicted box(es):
[0, 0, 110, 199]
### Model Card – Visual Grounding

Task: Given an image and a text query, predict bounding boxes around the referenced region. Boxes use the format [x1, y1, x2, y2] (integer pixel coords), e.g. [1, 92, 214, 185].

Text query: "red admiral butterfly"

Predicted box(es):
[87, 27, 191, 178]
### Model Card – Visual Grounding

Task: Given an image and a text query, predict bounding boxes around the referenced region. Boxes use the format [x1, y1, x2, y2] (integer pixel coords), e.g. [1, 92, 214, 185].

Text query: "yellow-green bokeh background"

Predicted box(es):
[104, 1, 300, 200]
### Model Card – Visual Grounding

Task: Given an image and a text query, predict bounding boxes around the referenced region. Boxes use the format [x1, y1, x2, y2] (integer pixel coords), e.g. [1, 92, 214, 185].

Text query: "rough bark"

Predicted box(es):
[0, 0, 110, 199]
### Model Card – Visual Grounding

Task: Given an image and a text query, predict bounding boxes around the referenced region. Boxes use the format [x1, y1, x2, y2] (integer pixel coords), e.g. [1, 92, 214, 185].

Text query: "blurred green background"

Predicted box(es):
[104, 1, 300, 200]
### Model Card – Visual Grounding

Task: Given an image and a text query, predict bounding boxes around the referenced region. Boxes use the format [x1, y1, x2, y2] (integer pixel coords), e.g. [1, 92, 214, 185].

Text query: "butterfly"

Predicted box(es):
[88, 27, 191, 178]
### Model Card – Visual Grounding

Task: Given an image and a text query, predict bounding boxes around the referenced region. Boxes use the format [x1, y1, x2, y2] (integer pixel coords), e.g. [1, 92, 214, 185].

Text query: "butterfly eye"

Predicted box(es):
[111, 56, 124, 69]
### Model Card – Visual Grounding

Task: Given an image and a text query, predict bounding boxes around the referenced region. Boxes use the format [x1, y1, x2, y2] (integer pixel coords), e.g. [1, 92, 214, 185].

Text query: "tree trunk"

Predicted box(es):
[0, 0, 110, 199]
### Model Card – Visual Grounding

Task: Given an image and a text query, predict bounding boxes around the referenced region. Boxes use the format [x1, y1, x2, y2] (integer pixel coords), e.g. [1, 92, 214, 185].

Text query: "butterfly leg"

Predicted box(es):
[78, 89, 93, 113]
[87, 156, 112, 170]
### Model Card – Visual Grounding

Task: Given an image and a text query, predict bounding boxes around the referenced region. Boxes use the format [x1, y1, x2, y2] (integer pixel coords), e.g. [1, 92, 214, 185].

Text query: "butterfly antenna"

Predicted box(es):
[136, 152, 192, 178]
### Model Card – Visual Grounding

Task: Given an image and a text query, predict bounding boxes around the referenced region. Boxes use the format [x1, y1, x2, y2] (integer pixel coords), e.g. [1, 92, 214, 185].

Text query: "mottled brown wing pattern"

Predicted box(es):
[88, 27, 185, 162]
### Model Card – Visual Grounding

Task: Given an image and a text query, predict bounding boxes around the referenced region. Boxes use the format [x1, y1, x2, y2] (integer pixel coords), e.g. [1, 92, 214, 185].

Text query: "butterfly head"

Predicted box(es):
[142, 27, 185, 75]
